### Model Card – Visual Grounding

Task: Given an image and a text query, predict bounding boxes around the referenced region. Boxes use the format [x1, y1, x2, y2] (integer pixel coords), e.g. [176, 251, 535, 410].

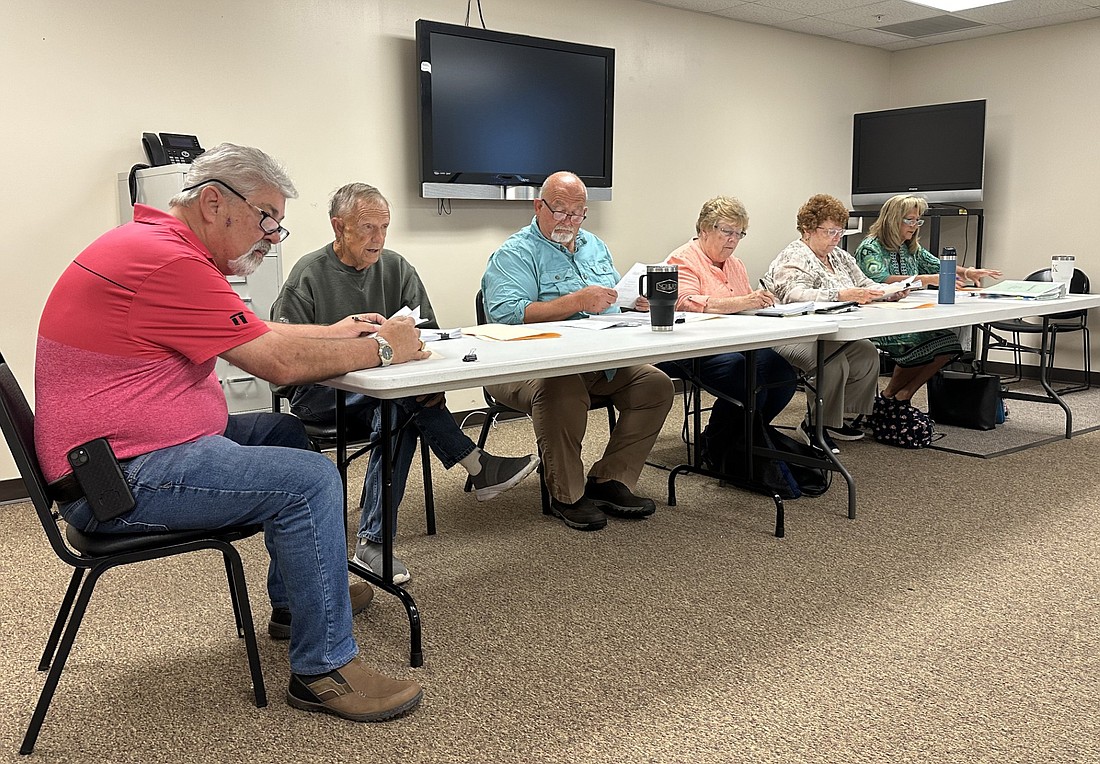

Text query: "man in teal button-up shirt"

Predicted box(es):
[481, 171, 673, 532]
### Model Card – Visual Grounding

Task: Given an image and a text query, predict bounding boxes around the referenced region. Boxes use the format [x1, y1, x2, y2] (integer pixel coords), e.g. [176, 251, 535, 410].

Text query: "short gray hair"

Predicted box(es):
[329, 183, 390, 220]
[170, 143, 297, 206]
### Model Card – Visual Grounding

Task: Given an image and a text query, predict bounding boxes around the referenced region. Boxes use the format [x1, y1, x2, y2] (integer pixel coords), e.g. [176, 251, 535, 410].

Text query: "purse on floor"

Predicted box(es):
[872, 394, 936, 448]
[927, 370, 1003, 431]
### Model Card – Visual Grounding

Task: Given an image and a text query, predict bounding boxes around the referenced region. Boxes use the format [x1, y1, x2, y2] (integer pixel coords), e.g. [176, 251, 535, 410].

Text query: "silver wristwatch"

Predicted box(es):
[375, 336, 394, 367]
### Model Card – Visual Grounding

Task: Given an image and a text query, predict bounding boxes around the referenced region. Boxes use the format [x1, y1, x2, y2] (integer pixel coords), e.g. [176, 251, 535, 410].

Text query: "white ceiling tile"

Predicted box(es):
[641, 0, 1100, 49]
[754, 0, 881, 13]
[818, 0, 942, 25]
[640, 0, 750, 11]
[958, 0, 1092, 23]
[831, 27, 916, 43]
[999, 7, 1100, 27]
[711, 4, 806, 22]
[778, 16, 862, 35]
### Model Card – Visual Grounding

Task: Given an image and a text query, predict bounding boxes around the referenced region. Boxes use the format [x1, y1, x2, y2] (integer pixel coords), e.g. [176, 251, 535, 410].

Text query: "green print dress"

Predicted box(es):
[855, 236, 962, 367]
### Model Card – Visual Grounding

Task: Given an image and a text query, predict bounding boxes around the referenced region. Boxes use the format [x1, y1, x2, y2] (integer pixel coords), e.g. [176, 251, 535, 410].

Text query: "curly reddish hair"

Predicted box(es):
[796, 194, 848, 235]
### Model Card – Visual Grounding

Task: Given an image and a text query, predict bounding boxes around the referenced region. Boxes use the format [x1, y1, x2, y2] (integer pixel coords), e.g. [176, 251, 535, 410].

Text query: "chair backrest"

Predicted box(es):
[0, 362, 81, 566]
[1026, 267, 1090, 295]
[1023, 267, 1090, 324]
[475, 289, 488, 325]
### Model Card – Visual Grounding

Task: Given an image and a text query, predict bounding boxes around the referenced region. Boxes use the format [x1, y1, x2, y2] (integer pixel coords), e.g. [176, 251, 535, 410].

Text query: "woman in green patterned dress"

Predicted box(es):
[855, 194, 1002, 408]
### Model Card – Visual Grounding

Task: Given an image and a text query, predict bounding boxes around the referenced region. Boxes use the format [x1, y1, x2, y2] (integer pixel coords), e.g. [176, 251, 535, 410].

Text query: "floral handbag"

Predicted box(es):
[871, 394, 935, 449]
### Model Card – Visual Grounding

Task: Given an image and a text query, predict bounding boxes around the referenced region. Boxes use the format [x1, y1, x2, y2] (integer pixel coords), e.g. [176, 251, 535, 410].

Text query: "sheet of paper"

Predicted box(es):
[556, 313, 648, 330]
[420, 327, 464, 342]
[880, 275, 923, 295]
[746, 301, 815, 317]
[462, 323, 561, 341]
[677, 312, 722, 323]
[390, 305, 430, 326]
[863, 300, 936, 310]
[612, 262, 649, 309]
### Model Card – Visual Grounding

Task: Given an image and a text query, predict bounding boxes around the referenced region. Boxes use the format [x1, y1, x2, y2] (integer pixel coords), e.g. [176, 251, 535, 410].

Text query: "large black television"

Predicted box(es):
[851, 99, 986, 208]
[415, 19, 615, 200]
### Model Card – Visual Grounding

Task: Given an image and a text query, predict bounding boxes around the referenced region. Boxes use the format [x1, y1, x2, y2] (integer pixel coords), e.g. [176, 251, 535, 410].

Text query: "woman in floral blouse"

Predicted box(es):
[762, 193, 884, 453]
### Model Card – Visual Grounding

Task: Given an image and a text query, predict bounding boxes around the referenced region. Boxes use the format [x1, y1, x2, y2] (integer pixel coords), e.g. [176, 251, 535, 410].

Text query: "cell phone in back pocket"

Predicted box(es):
[66, 438, 136, 522]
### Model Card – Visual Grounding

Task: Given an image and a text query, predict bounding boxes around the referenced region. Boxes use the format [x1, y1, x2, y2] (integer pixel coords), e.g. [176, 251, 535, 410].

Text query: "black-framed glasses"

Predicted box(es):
[181, 179, 290, 242]
[714, 224, 747, 240]
[538, 199, 587, 224]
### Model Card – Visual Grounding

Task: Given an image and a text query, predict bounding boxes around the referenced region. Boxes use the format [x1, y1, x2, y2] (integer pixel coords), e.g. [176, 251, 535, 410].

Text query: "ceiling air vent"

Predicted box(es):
[877, 14, 984, 38]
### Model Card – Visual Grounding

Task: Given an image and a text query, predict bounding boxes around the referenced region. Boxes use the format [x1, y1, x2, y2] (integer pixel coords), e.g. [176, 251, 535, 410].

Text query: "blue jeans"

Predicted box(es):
[659, 348, 798, 440]
[291, 385, 476, 544]
[58, 413, 357, 676]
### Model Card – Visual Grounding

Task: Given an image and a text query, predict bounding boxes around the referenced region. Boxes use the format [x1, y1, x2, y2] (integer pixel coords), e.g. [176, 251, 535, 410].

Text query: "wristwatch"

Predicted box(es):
[374, 336, 394, 367]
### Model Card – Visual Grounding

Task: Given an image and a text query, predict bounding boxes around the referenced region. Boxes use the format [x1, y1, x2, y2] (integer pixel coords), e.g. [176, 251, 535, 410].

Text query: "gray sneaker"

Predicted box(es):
[468, 452, 540, 502]
[352, 539, 411, 585]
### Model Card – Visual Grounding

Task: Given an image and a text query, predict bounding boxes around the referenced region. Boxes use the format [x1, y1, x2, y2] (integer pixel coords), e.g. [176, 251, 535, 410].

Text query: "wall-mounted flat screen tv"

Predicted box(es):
[415, 19, 615, 200]
[851, 99, 986, 208]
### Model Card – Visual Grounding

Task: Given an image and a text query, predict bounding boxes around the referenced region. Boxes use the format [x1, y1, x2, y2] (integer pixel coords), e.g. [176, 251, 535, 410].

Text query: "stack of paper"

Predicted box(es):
[748, 301, 815, 317]
[977, 281, 1064, 300]
[879, 275, 924, 296]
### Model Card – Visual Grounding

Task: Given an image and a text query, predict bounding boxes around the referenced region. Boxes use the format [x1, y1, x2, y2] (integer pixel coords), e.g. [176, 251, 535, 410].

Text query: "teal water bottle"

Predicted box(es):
[938, 247, 957, 305]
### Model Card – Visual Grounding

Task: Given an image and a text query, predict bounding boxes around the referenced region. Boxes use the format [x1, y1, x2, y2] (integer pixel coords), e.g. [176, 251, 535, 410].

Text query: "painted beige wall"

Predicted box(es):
[0, 1, 1092, 481]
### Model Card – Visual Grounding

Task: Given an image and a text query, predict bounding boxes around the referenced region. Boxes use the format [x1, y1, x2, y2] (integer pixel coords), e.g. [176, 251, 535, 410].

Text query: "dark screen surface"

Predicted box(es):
[417, 20, 614, 188]
[852, 100, 985, 197]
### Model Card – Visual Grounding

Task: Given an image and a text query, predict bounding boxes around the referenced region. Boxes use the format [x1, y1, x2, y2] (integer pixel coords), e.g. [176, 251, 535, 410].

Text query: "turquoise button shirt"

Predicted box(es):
[482, 218, 622, 325]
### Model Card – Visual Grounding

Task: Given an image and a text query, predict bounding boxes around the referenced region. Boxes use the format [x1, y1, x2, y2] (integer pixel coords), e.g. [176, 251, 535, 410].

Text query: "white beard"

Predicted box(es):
[550, 227, 575, 245]
[228, 241, 271, 276]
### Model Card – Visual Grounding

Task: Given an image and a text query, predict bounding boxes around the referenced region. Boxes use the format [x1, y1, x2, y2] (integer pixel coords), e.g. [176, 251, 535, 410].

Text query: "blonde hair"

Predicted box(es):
[867, 194, 928, 253]
[695, 196, 748, 235]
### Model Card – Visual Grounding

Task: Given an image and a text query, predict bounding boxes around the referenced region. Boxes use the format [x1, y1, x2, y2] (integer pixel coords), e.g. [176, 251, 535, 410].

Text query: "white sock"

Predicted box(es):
[461, 449, 484, 475]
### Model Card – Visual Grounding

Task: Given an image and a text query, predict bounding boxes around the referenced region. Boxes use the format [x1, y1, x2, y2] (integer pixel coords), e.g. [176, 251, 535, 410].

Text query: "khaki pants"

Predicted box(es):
[487, 365, 674, 504]
[775, 339, 879, 428]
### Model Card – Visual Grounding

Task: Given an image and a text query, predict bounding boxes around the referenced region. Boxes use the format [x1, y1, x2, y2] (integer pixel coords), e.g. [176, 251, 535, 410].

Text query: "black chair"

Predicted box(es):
[467, 290, 616, 514]
[272, 390, 437, 536]
[980, 268, 1091, 394]
[0, 360, 266, 756]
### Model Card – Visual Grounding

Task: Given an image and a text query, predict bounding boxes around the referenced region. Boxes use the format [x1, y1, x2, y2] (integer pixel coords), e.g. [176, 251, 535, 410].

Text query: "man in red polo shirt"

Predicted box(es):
[35, 143, 424, 723]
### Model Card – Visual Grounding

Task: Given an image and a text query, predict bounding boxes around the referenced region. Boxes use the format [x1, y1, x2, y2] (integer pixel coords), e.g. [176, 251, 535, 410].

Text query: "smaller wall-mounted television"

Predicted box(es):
[851, 99, 986, 208]
[415, 19, 615, 201]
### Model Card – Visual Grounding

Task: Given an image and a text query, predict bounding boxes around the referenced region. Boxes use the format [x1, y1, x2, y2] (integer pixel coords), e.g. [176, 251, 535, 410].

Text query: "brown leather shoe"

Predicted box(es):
[287, 657, 423, 722]
[268, 580, 375, 640]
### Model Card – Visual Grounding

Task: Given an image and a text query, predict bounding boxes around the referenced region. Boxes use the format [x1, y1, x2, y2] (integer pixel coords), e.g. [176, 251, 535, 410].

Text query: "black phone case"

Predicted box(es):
[67, 438, 136, 522]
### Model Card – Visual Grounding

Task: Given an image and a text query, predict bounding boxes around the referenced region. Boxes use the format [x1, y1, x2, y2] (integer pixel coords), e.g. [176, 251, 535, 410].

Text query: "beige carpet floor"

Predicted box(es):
[2, 404, 1099, 763]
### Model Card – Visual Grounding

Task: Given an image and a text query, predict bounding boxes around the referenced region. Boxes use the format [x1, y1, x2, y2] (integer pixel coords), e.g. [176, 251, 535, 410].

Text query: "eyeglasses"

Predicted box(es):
[714, 224, 747, 240]
[539, 199, 587, 224]
[181, 179, 291, 242]
[816, 227, 845, 238]
[902, 217, 926, 227]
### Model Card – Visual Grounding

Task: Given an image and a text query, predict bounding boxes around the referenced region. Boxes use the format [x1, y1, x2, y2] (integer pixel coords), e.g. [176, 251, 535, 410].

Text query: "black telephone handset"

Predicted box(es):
[141, 132, 205, 166]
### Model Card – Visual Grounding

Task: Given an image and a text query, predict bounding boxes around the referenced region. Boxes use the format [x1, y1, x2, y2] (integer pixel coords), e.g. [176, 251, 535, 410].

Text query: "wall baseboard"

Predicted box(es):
[0, 478, 27, 504]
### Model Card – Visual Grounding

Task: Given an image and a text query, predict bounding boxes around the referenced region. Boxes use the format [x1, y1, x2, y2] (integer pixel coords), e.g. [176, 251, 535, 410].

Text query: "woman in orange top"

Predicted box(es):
[657, 196, 797, 469]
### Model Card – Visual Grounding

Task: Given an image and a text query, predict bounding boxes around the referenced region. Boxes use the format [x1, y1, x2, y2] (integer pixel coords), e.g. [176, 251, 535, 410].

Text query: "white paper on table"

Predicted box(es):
[390, 305, 430, 325]
[553, 314, 647, 330]
[612, 262, 650, 309]
[880, 275, 924, 295]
